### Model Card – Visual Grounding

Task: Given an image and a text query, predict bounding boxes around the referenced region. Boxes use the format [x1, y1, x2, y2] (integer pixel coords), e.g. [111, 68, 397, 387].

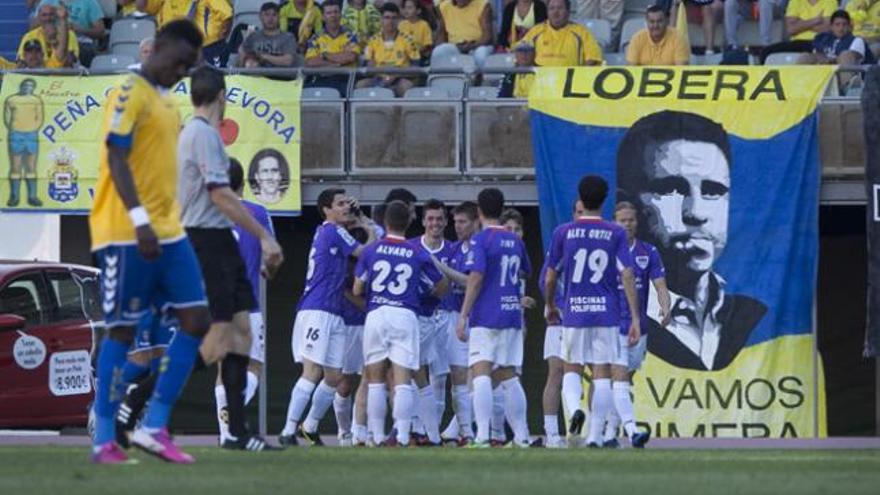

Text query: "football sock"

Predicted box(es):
[544, 414, 559, 437]
[214, 384, 229, 441]
[124, 369, 158, 422]
[334, 392, 353, 436]
[472, 375, 493, 443]
[587, 379, 612, 445]
[417, 385, 441, 443]
[442, 414, 460, 439]
[432, 374, 447, 420]
[501, 377, 530, 444]
[121, 361, 149, 385]
[393, 384, 415, 445]
[561, 372, 583, 418]
[245, 371, 259, 405]
[142, 331, 201, 431]
[604, 409, 621, 442]
[93, 337, 129, 447]
[303, 380, 336, 433]
[281, 378, 315, 436]
[221, 353, 250, 439]
[452, 385, 473, 438]
[491, 386, 506, 441]
[612, 381, 638, 439]
[367, 383, 388, 445]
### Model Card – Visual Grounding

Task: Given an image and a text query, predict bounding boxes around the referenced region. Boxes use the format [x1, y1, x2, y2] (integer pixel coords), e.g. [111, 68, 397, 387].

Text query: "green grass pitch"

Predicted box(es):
[1, 447, 879, 495]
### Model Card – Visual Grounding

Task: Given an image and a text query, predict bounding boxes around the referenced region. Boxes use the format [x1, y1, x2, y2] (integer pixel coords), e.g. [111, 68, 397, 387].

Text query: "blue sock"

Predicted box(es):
[121, 360, 149, 385]
[142, 331, 201, 430]
[93, 338, 130, 447]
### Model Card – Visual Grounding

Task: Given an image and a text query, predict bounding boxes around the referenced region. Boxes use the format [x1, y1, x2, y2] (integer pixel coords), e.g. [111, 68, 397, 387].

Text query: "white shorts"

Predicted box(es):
[248, 312, 265, 363]
[429, 311, 452, 376]
[343, 325, 364, 375]
[562, 326, 627, 366]
[363, 306, 420, 370]
[543, 325, 564, 360]
[444, 311, 469, 368]
[628, 335, 647, 372]
[291, 310, 346, 369]
[468, 327, 523, 368]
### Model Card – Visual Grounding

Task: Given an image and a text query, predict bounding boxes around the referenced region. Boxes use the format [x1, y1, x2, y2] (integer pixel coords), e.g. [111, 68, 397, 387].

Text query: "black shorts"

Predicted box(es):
[186, 227, 255, 322]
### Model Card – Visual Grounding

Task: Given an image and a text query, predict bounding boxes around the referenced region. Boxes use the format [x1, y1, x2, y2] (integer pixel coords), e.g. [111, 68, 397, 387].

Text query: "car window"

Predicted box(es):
[0, 274, 45, 325]
[46, 271, 95, 323]
[73, 271, 102, 322]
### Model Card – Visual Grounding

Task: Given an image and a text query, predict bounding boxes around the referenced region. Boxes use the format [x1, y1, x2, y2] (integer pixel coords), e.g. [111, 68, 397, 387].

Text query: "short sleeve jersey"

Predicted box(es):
[625, 28, 690, 66]
[398, 19, 433, 51]
[546, 217, 633, 328]
[407, 237, 456, 316]
[298, 222, 361, 315]
[539, 250, 565, 311]
[17, 27, 80, 66]
[520, 21, 602, 66]
[305, 28, 362, 67]
[89, 74, 183, 250]
[464, 226, 531, 329]
[445, 240, 467, 312]
[786, 0, 838, 41]
[177, 117, 232, 229]
[365, 32, 421, 67]
[356, 236, 443, 314]
[234, 200, 274, 309]
[618, 239, 665, 335]
[242, 30, 298, 66]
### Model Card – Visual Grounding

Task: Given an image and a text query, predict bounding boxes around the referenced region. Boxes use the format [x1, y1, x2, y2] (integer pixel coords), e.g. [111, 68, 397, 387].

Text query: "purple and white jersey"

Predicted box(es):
[356, 236, 444, 314]
[341, 263, 366, 326]
[464, 226, 531, 329]
[546, 217, 633, 328]
[407, 236, 456, 316]
[234, 200, 273, 312]
[298, 221, 361, 315]
[618, 239, 665, 335]
[445, 240, 467, 312]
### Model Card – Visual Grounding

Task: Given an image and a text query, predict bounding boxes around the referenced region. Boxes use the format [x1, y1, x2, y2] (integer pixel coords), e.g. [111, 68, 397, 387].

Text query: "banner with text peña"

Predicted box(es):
[531, 66, 834, 437]
[0, 73, 301, 215]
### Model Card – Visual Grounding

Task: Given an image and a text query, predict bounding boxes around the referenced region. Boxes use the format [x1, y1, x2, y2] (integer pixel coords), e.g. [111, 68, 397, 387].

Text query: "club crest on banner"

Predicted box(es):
[47, 146, 79, 203]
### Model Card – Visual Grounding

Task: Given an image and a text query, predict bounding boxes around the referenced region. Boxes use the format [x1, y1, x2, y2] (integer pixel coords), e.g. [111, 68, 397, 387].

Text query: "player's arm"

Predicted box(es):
[210, 186, 284, 277]
[35, 97, 43, 127]
[621, 267, 640, 345]
[107, 144, 160, 259]
[651, 277, 671, 327]
[435, 9, 448, 44]
[431, 277, 450, 298]
[352, 277, 366, 297]
[456, 271, 483, 341]
[543, 266, 560, 324]
[477, 4, 492, 46]
[433, 257, 468, 286]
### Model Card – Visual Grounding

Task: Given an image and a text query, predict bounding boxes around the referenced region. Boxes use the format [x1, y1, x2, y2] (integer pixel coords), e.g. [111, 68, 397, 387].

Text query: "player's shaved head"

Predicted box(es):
[385, 200, 412, 233]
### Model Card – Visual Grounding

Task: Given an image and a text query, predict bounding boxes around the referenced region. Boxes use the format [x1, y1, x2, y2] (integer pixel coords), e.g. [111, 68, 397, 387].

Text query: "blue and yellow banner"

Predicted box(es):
[532, 66, 834, 437]
[0, 73, 301, 214]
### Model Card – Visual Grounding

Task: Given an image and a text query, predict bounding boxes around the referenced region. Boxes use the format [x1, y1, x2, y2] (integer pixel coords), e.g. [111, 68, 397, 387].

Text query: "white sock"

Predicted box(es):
[501, 377, 529, 444]
[604, 408, 621, 442]
[334, 392, 353, 436]
[472, 375, 493, 443]
[417, 385, 441, 443]
[491, 386, 506, 441]
[367, 383, 388, 445]
[442, 414, 460, 439]
[411, 414, 426, 435]
[244, 371, 259, 405]
[393, 384, 415, 445]
[282, 378, 316, 436]
[214, 384, 229, 441]
[544, 414, 559, 437]
[561, 372, 583, 418]
[452, 385, 473, 438]
[613, 381, 638, 439]
[302, 380, 336, 433]
[353, 423, 368, 444]
[587, 379, 612, 445]
[432, 375, 447, 420]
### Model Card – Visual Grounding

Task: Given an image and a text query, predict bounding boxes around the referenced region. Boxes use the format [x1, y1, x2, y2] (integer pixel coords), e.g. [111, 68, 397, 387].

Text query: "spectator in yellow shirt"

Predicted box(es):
[520, 0, 602, 66]
[434, 0, 494, 67]
[625, 5, 689, 66]
[136, 0, 232, 66]
[499, 41, 536, 98]
[400, 0, 433, 61]
[280, 0, 322, 49]
[17, 4, 78, 68]
[304, 0, 361, 96]
[760, 0, 835, 63]
[846, 0, 880, 58]
[356, 3, 421, 97]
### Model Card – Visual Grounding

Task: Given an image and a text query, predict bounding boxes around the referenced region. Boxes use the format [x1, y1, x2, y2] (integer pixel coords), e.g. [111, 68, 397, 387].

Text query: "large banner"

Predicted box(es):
[531, 67, 833, 437]
[863, 66, 880, 359]
[0, 73, 301, 215]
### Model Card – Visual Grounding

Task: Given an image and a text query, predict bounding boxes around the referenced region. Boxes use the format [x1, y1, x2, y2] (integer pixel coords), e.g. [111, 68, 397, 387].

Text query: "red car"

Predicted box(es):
[0, 260, 101, 428]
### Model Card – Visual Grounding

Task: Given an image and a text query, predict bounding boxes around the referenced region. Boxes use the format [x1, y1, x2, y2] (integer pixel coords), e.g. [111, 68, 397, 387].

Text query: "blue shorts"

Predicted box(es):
[9, 131, 38, 156]
[96, 238, 207, 328]
[132, 306, 178, 351]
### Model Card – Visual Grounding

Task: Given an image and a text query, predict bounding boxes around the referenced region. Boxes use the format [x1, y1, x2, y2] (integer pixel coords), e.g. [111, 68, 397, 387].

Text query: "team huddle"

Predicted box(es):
[87, 18, 671, 465]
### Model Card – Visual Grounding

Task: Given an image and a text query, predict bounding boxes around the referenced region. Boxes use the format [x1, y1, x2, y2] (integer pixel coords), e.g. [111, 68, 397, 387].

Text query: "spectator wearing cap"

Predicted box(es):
[32, 0, 105, 67]
[356, 3, 421, 97]
[136, 0, 232, 66]
[498, 41, 536, 98]
[498, 0, 547, 50]
[434, 0, 494, 67]
[520, 0, 602, 66]
[18, 4, 79, 68]
[18, 40, 46, 68]
[239, 2, 299, 67]
[625, 4, 689, 66]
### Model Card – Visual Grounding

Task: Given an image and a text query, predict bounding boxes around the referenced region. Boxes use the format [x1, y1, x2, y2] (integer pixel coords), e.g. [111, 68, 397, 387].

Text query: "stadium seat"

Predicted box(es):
[430, 52, 476, 72]
[619, 18, 643, 53]
[111, 43, 142, 60]
[622, 0, 654, 16]
[697, 52, 724, 65]
[580, 18, 612, 51]
[233, 0, 264, 15]
[404, 87, 455, 99]
[351, 87, 396, 99]
[109, 18, 155, 58]
[428, 75, 466, 98]
[302, 87, 342, 99]
[468, 86, 499, 99]
[90, 54, 136, 72]
[764, 52, 803, 65]
[482, 52, 514, 86]
[603, 52, 627, 66]
[232, 12, 261, 32]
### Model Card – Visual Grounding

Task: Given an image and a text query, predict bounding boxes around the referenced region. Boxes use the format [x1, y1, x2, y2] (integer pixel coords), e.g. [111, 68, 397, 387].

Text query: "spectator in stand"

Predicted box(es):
[520, 0, 602, 66]
[626, 4, 689, 65]
[724, 0, 783, 50]
[0, 56, 16, 70]
[760, 0, 836, 64]
[18, 4, 78, 68]
[239, 2, 299, 68]
[498, 41, 536, 98]
[574, 0, 622, 49]
[798, 10, 870, 65]
[304, 0, 361, 96]
[434, 0, 494, 67]
[672, 0, 722, 55]
[847, 0, 880, 59]
[400, 0, 433, 61]
[356, 3, 421, 97]
[343, 0, 382, 47]
[127, 37, 154, 69]
[280, 0, 322, 48]
[499, 0, 547, 50]
[118, 0, 140, 16]
[15, 40, 46, 68]
[137, 0, 232, 66]
[32, 0, 105, 67]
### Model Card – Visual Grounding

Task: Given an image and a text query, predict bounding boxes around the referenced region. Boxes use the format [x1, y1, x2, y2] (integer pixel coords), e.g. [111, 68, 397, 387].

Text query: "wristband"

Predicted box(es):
[128, 206, 150, 227]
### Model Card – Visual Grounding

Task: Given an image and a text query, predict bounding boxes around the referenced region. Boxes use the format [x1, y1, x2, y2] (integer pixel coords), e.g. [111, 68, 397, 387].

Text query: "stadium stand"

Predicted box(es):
[580, 18, 613, 51]
[89, 53, 135, 71]
[108, 18, 155, 58]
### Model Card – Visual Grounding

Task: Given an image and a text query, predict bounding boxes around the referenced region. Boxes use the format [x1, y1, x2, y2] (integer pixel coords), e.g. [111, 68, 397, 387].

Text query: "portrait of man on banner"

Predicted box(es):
[248, 148, 290, 205]
[616, 110, 768, 371]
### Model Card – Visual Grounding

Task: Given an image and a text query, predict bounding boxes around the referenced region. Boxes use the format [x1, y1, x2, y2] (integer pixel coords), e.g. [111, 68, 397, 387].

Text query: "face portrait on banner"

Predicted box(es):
[617, 110, 767, 371]
[248, 148, 290, 205]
